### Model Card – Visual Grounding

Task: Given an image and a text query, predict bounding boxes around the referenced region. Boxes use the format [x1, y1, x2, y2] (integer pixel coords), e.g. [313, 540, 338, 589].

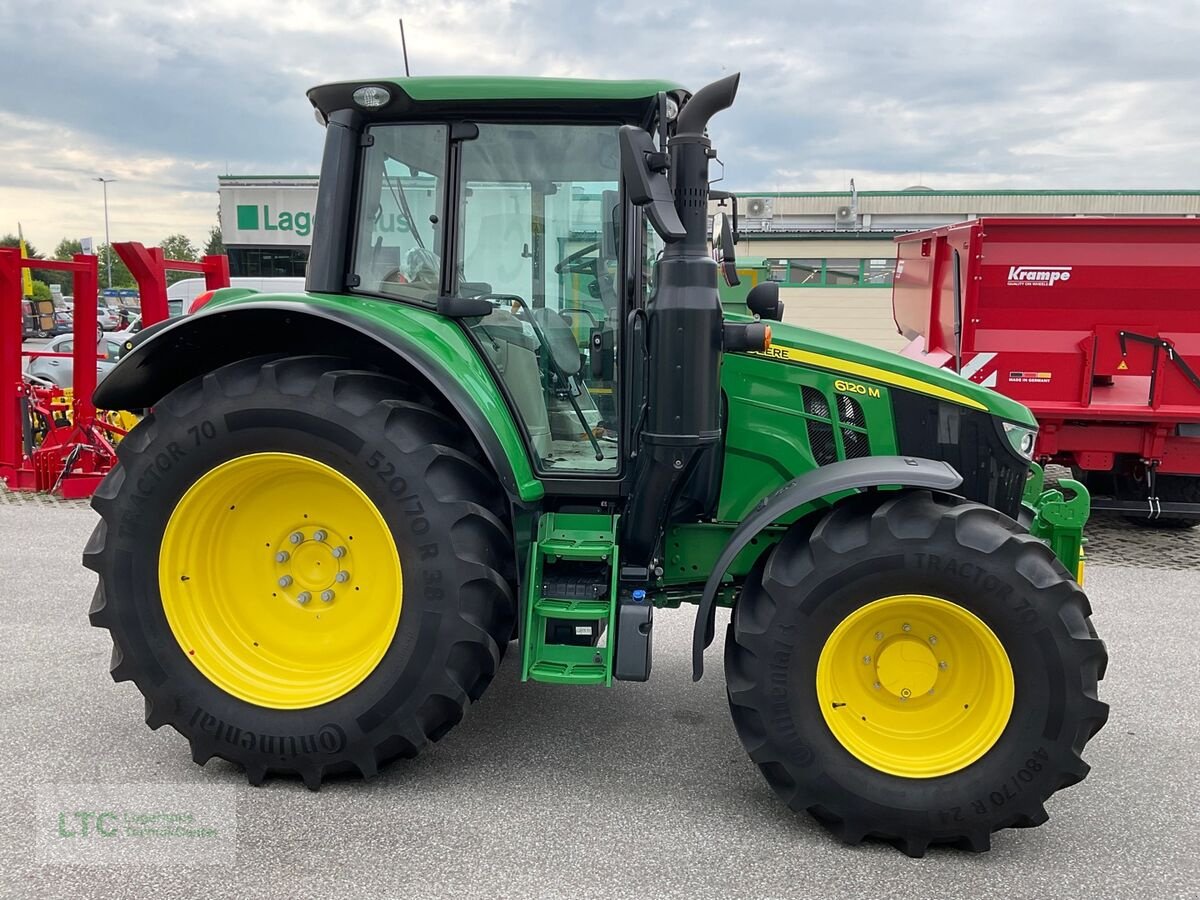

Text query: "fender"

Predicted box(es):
[690, 455, 962, 680]
[95, 298, 544, 502]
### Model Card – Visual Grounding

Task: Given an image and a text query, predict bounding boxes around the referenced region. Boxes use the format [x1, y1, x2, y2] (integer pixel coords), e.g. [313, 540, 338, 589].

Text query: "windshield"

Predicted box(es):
[351, 123, 447, 303]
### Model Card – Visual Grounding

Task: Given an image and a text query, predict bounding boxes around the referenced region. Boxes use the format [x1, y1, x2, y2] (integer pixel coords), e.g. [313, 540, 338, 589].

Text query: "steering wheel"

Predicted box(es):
[467, 291, 602, 462]
[467, 293, 581, 376]
[553, 242, 620, 317]
[554, 241, 600, 276]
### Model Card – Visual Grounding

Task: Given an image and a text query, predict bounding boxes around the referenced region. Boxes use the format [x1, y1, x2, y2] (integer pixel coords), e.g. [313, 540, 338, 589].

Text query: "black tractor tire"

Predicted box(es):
[84, 355, 515, 788]
[724, 490, 1108, 857]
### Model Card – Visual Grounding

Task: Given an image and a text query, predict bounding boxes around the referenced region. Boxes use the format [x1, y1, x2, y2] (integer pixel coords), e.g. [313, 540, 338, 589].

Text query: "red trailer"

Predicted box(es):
[893, 217, 1200, 523]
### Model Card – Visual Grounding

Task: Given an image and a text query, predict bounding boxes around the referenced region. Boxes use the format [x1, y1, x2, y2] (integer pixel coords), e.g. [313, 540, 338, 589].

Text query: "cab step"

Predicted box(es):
[521, 512, 619, 686]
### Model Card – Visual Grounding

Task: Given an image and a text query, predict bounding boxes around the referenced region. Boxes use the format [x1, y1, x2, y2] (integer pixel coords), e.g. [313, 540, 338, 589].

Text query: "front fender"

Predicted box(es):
[691, 455, 962, 680]
[95, 295, 544, 502]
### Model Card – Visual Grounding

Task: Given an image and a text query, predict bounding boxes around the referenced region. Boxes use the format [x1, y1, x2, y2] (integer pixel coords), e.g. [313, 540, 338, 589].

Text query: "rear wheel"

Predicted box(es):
[85, 355, 515, 787]
[724, 490, 1108, 856]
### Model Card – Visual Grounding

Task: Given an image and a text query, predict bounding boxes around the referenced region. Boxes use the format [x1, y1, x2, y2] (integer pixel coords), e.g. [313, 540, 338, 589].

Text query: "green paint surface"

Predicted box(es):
[357, 75, 684, 102]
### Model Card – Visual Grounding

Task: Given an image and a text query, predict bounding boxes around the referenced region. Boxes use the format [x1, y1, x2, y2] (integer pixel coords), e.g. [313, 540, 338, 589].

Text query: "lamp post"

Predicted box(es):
[94, 177, 117, 289]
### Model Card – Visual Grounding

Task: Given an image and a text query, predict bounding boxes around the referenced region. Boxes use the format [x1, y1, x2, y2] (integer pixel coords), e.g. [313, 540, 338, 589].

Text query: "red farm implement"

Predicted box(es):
[894, 217, 1200, 522]
[113, 241, 230, 323]
[0, 243, 228, 498]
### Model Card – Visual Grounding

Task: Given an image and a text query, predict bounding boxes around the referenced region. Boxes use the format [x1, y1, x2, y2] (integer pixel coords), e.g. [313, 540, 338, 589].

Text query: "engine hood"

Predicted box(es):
[742, 318, 1038, 428]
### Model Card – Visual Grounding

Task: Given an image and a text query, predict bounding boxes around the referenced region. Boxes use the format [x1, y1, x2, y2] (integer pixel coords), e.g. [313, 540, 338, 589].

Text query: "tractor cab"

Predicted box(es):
[305, 77, 694, 478]
[350, 118, 625, 469]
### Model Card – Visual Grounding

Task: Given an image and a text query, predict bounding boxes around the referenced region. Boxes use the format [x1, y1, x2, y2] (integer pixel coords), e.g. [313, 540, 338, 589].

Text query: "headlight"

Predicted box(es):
[1003, 422, 1037, 460]
[352, 85, 391, 109]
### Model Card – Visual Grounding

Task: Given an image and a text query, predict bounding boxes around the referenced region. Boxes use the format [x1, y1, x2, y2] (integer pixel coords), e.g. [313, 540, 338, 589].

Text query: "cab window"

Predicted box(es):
[456, 123, 623, 474]
[350, 124, 447, 303]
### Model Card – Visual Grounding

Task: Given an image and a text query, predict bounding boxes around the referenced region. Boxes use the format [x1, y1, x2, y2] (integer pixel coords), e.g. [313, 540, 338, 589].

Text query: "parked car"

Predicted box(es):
[25, 334, 122, 388]
[21, 299, 56, 339]
[169, 276, 306, 315]
[97, 307, 122, 331]
[50, 305, 106, 342]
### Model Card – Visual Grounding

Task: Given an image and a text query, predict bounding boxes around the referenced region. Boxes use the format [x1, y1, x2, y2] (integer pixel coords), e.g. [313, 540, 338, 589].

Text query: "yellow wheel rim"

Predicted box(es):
[159, 452, 402, 709]
[816, 594, 1014, 778]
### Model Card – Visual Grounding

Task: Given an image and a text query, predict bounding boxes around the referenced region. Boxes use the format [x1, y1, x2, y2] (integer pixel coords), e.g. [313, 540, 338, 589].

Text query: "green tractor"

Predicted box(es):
[84, 73, 1107, 856]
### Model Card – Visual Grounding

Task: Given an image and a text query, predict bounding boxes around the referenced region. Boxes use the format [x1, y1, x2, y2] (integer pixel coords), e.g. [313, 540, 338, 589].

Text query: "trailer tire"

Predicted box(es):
[84, 354, 515, 788]
[725, 489, 1107, 856]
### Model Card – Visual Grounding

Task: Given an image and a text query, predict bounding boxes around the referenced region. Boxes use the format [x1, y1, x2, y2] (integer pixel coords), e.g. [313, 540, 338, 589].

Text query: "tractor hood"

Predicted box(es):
[744, 317, 1038, 428]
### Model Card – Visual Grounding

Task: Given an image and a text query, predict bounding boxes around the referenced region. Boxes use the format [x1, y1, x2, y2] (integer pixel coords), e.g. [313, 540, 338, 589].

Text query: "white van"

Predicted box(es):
[167, 277, 307, 315]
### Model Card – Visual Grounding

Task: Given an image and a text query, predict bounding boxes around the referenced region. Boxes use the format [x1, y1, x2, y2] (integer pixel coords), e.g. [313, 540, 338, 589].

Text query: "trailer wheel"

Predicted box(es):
[84, 355, 515, 788]
[725, 490, 1108, 856]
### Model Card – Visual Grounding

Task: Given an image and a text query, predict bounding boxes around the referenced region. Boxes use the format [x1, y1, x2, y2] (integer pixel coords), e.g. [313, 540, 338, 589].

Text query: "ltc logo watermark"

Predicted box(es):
[36, 784, 236, 866]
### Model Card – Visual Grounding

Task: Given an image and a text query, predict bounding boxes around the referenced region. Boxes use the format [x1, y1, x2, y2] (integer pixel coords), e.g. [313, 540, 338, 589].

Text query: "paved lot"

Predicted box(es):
[1, 495, 1197, 899]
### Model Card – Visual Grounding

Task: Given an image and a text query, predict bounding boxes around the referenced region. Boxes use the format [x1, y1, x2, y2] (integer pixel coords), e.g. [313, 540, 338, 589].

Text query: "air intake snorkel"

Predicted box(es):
[621, 73, 741, 571]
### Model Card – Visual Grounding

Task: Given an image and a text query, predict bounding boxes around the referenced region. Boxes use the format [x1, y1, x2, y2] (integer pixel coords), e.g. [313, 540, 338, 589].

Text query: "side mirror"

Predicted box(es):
[745, 280, 783, 322]
[709, 189, 739, 244]
[618, 125, 686, 242]
[712, 212, 740, 286]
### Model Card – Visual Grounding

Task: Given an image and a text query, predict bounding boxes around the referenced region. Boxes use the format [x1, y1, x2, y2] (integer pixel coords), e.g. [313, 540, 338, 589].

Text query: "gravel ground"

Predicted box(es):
[1, 497, 1197, 899]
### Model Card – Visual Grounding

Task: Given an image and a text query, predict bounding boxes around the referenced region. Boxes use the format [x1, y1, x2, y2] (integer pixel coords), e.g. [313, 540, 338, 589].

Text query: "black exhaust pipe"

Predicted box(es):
[674, 72, 741, 136]
[622, 73, 740, 571]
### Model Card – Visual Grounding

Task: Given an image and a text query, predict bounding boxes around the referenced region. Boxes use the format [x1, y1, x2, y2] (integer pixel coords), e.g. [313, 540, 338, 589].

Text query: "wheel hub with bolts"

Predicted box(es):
[815, 594, 1015, 778]
[158, 452, 401, 709]
[874, 633, 939, 699]
[273, 528, 351, 608]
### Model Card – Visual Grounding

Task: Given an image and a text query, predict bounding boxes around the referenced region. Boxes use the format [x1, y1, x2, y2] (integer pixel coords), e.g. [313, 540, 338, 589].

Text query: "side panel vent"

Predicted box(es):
[837, 394, 866, 428]
[806, 420, 839, 466]
[802, 386, 830, 420]
[841, 427, 870, 459]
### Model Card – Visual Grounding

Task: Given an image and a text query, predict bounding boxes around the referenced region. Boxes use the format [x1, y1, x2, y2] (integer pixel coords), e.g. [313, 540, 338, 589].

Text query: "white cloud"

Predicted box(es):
[2, 0, 1198, 250]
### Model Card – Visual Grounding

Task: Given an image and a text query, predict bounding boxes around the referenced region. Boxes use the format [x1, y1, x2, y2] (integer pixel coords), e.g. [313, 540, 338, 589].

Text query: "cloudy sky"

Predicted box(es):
[1, 0, 1196, 252]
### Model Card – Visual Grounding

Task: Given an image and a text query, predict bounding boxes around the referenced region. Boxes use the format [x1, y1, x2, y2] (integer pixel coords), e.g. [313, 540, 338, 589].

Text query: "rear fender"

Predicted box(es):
[94, 298, 544, 503]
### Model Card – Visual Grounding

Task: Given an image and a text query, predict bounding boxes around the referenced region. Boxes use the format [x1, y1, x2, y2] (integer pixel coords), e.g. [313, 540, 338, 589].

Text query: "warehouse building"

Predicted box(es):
[218, 175, 317, 277]
[218, 176, 1200, 349]
[726, 189, 1200, 348]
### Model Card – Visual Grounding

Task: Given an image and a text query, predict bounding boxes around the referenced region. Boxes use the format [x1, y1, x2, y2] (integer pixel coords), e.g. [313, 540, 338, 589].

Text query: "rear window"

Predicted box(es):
[350, 123, 448, 303]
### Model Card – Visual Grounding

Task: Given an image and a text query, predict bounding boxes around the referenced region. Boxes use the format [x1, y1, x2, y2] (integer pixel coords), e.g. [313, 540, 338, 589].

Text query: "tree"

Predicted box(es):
[96, 244, 136, 290]
[159, 234, 199, 285]
[204, 225, 224, 257]
[159, 233, 198, 262]
[0, 233, 40, 258]
[0, 233, 73, 293]
[54, 238, 83, 260]
[29, 279, 52, 302]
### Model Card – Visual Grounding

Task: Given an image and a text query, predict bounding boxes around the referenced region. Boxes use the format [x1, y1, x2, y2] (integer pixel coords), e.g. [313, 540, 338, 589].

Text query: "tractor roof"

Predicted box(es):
[308, 76, 688, 123]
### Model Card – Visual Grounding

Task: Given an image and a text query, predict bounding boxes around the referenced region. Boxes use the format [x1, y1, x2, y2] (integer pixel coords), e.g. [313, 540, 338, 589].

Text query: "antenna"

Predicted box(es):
[398, 18, 411, 76]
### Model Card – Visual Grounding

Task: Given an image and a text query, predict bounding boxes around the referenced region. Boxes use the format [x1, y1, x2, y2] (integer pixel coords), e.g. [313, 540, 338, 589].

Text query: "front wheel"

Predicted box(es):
[724, 490, 1108, 856]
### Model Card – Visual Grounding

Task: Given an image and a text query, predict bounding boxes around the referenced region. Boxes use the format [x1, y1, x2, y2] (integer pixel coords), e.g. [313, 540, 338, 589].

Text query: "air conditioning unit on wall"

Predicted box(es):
[835, 205, 857, 228]
[746, 198, 774, 218]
